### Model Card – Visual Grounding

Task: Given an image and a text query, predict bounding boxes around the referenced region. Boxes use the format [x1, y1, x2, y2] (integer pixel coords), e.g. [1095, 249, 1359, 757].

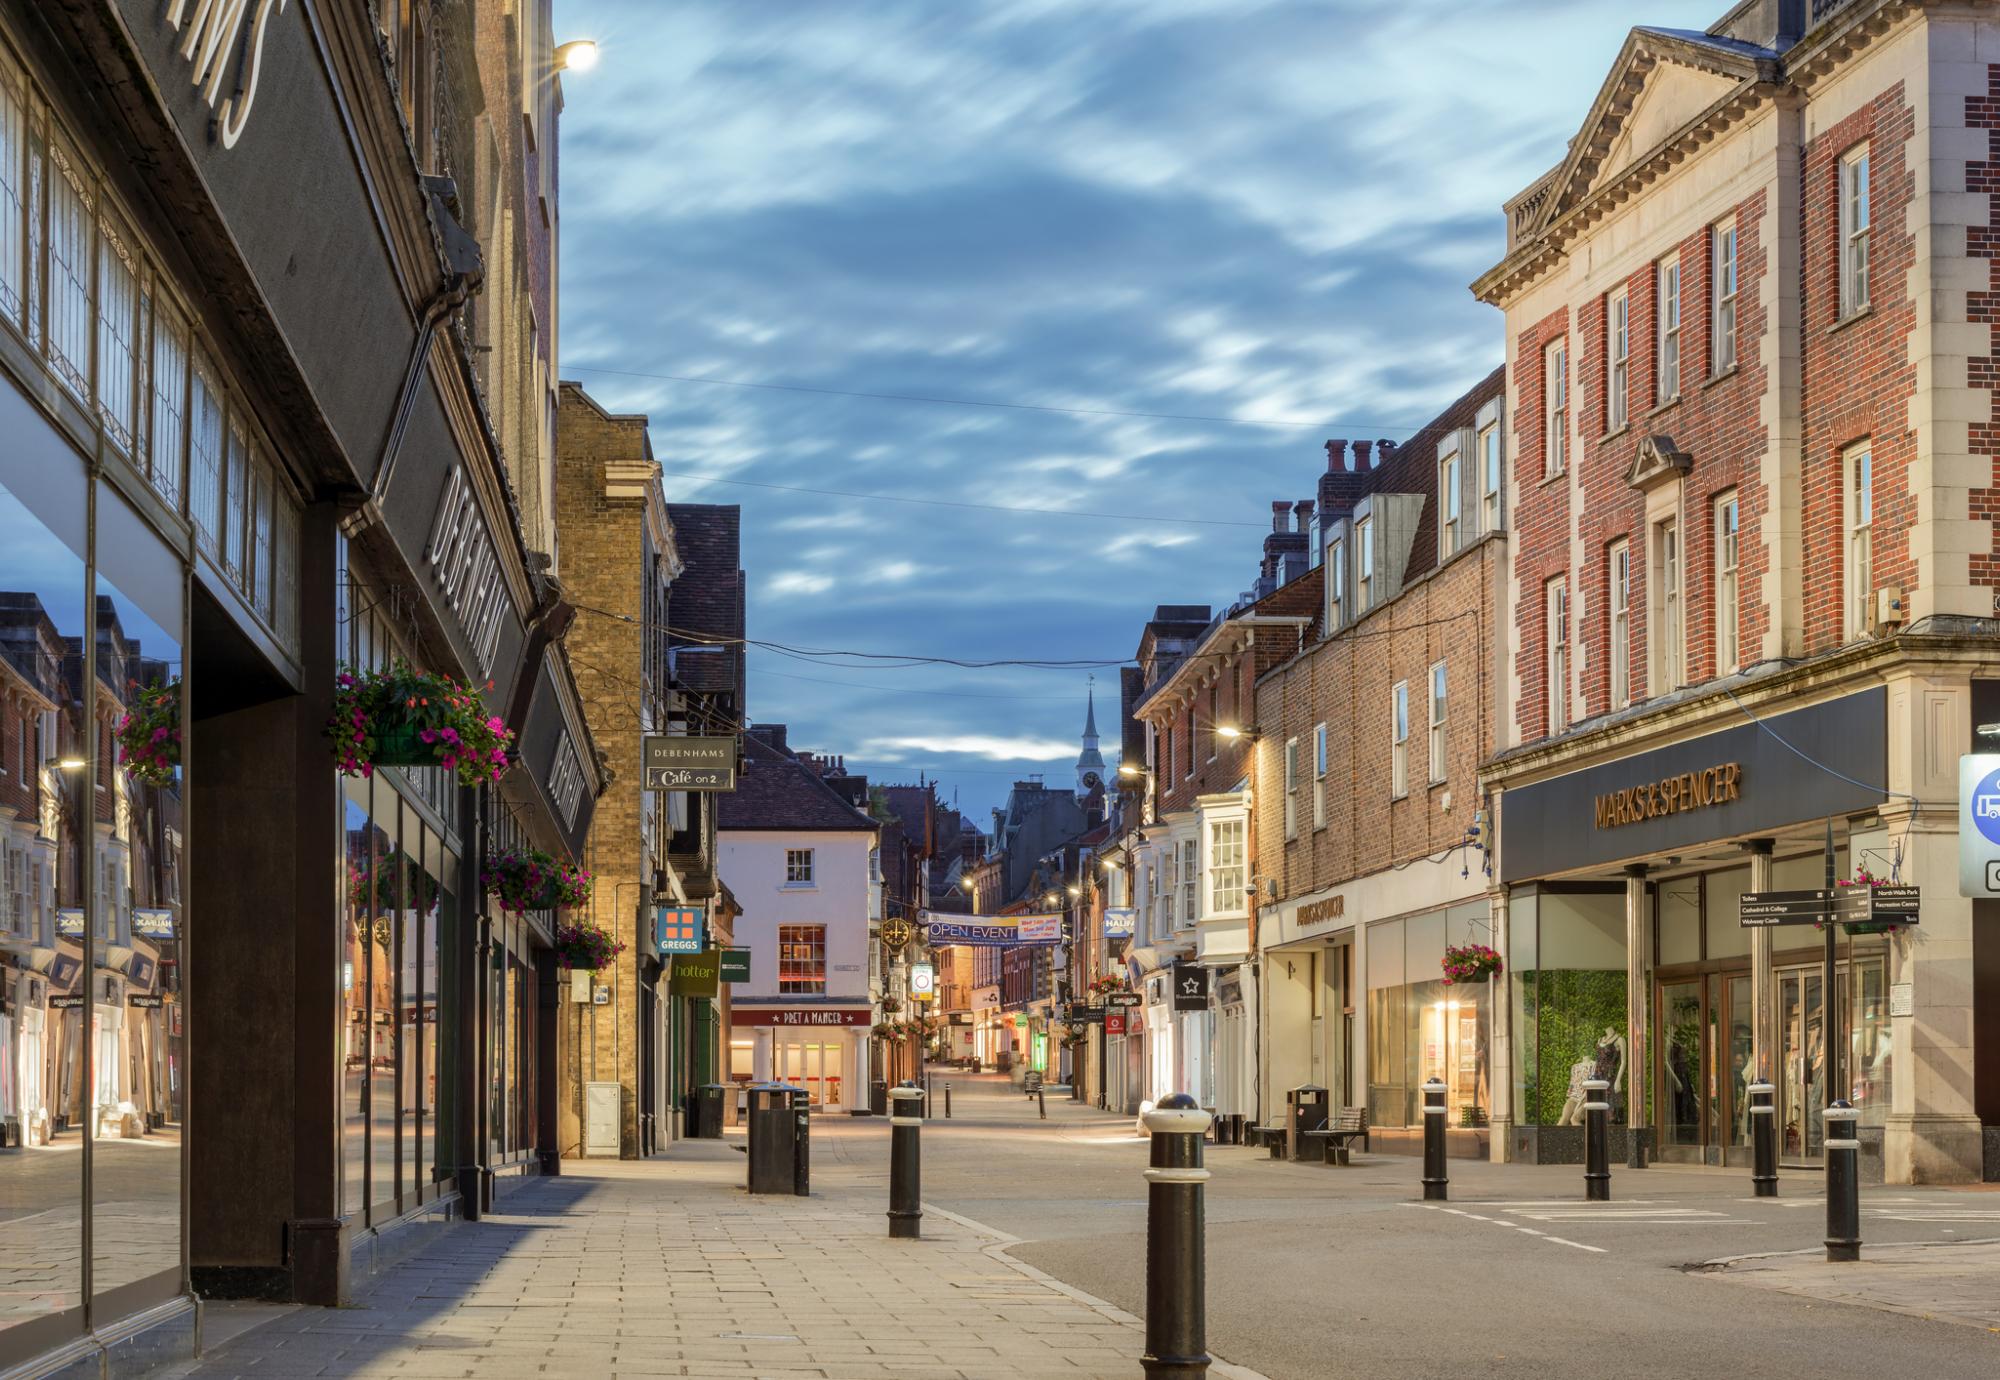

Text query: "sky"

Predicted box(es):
[555, 0, 1720, 824]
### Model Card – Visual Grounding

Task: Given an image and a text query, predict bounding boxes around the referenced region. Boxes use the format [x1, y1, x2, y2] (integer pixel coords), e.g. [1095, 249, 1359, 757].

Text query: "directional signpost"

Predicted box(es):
[1739, 887, 1920, 928]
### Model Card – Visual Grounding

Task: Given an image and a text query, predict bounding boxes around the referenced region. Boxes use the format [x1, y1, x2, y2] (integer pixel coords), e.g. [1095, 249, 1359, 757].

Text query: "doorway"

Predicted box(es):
[774, 1039, 844, 1109]
[1653, 970, 1753, 1166]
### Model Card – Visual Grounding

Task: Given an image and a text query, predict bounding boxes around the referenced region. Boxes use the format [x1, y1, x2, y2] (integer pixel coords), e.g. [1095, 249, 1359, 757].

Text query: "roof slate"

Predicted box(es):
[719, 732, 881, 834]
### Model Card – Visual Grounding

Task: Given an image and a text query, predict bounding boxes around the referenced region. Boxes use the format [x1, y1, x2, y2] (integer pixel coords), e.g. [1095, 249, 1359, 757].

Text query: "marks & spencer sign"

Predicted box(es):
[163, 0, 291, 149]
[1499, 689, 1885, 883]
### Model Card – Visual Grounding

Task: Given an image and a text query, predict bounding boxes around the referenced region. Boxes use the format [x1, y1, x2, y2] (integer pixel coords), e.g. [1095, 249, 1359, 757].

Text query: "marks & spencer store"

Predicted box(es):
[1493, 676, 2000, 1186]
[0, 3, 597, 1373]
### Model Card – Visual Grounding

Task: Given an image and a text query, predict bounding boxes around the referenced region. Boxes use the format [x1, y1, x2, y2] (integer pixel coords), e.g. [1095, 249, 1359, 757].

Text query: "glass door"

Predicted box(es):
[1659, 980, 1705, 1159]
[1778, 968, 1824, 1164]
[1720, 974, 1753, 1164]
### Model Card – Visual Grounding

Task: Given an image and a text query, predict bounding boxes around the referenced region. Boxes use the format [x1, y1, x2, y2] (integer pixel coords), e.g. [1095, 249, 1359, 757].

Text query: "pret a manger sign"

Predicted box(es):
[165, 0, 291, 150]
[1594, 762, 1741, 830]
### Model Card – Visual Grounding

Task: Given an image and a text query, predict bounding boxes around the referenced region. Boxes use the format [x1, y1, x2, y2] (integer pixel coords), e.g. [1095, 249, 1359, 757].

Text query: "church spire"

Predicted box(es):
[1075, 675, 1106, 797]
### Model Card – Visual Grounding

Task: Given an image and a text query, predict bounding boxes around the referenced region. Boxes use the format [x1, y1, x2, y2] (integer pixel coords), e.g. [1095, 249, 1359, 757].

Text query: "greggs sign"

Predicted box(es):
[1594, 763, 1742, 830]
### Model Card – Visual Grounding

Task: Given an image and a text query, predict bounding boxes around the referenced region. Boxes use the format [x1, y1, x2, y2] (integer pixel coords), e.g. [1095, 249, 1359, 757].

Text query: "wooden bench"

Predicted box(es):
[1249, 1124, 1288, 1158]
[1302, 1107, 1371, 1165]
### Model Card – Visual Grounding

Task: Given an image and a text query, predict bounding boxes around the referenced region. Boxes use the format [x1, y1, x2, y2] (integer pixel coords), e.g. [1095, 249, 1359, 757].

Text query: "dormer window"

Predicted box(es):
[1328, 536, 1346, 626]
[1356, 516, 1374, 614]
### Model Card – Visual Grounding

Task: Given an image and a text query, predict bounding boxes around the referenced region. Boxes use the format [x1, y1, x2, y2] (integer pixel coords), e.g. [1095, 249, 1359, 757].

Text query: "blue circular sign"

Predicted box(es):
[1973, 767, 2000, 846]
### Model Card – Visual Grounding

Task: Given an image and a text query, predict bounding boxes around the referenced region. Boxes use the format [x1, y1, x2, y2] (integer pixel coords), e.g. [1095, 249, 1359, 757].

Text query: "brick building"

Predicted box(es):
[1473, 0, 2000, 1182]
[1252, 370, 1509, 1156]
[1124, 513, 1320, 1121]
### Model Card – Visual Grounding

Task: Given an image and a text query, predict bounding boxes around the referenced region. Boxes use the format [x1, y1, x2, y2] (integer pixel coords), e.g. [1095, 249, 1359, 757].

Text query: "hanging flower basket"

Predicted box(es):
[328, 661, 514, 787]
[483, 847, 592, 913]
[552, 920, 624, 973]
[1087, 975, 1124, 997]
[115, 678, 181, 786]
[1827, 867, 1908, 937]
[1843, 920, 1903, 936]
[870, 1022, 897, 1039]
[1442, 943, 1502, 985]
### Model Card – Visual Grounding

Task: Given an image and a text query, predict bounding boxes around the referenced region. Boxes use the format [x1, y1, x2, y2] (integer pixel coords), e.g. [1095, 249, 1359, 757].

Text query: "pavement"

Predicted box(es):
[161, 1069, 2000, 1379]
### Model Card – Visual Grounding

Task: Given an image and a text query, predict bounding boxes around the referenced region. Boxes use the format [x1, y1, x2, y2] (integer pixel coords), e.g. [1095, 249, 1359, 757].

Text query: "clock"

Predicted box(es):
[882, 917, 914, 950]
[1082, 771, 1102, 789]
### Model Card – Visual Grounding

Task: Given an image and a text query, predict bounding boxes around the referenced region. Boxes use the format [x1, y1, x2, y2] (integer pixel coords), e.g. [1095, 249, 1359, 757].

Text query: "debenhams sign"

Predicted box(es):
[1594, 763, 1741, 830]
[164, 0, 290, 150]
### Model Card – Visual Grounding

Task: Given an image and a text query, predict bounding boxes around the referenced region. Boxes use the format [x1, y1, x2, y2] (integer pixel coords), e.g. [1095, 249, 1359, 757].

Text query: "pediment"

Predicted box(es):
[1528, 29, 1772, 238]
[1627, 434, 1692, 492]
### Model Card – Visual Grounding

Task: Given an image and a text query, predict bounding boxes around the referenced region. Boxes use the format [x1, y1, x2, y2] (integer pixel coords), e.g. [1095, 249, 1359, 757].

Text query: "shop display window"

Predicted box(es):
[1366, 902, 1491, 1128]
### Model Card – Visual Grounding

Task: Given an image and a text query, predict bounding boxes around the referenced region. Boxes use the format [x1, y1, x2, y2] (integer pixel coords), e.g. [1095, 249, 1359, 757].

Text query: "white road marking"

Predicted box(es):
[1867, 1209, 2000, 1223]
[1506, 1206, 1732, 1222]
[1403, 1202, 1623, 1254]
[1540, 1236, 1609, 1254]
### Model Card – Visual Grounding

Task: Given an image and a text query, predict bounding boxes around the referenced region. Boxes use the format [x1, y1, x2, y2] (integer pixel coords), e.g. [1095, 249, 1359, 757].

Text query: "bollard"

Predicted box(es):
[1141, 1093, 1214, 1379]
[1583, 1078, 1611, 1202]
[1038, 1087, 1046, 1120]
[1748, 1082, 1778, 1198]
[887, 1083, 924, 1239]
[1824, 1100, 1861, 1262]
[1420, 1077, 1448, 1201]
[945, 1083, 952, 1119]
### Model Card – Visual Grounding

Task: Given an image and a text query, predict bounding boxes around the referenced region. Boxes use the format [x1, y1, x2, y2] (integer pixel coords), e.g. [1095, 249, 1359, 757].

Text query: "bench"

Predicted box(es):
[1302, 1107, 1371, 1166]
[1249, 1124, 1288, 1159]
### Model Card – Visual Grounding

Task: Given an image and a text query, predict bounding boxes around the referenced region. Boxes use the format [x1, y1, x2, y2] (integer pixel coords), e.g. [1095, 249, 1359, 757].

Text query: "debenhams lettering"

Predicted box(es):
[425, 465, 509, 677]
[1593, 763, 1742, 829]
[166, 0, 290, 149]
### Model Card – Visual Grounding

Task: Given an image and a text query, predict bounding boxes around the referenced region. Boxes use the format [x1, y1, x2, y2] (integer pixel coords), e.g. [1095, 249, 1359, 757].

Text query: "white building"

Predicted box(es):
[719, 727, 880, 1113]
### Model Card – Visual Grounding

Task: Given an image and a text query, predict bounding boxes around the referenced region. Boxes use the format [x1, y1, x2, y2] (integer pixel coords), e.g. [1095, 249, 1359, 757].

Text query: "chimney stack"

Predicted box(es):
[1353, 440, 1373, 469]
[1293, 499, 1315, 533]
[1271, 500, 1290, 533]
[1378, 439, 1398, 465]
[1325, 439, 1350, 472]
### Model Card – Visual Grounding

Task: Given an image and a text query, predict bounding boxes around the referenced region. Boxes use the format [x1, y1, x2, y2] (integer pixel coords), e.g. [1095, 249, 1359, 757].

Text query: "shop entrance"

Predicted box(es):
[1655, 971, 1752, 1166]
[774, 1039, 844, 1109]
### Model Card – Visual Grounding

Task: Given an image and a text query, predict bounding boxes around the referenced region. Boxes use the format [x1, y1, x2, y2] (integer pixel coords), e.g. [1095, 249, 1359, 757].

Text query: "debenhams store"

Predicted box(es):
[1491, 673, 1999, 1187]
[0, 3, 595, 1375]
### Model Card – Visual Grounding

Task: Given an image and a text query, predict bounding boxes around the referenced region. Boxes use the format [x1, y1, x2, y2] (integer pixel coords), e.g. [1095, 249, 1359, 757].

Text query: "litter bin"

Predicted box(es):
[869, 1079, 889, 1117]
[693, 1084, 726, 1140]
[789, 1086, 812, 1197]
[1287, 1084, 1329, 1162]
[746, 1082, 798, 1194]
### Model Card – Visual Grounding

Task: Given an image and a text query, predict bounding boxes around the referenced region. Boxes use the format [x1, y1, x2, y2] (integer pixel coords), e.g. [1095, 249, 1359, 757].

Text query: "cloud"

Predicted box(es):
[559, 0, 1719, 816]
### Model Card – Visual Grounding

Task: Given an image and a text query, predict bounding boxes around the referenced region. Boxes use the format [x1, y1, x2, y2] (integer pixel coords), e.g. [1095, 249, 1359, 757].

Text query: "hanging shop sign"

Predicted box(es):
[127, 993, 165, 1009]
[669, 949, 721, 998]
[910, 962, 936, 1002]
[1104, 1010, 1127, 1036]
[1103, 991, 1143, 1008]
[972, 984, 1001, 1008]
[641, 735, 738, 791]
[731, 1007, 875, 1027]
[1171, 962, 1211, 1012]
[131, 908, 177, 940]
[1498, 688, 1886, 882]
[655, 907, 706, 955]
[56, 909, 84, 938]
[1065, 1002, 1105, 1023]
[921, 911, 1061, 947]
[50, 995, 87, 1010]
[719, 947, 752, 983]
[1102, 907, 1136, 938]
[1959, 754, 2000, 897]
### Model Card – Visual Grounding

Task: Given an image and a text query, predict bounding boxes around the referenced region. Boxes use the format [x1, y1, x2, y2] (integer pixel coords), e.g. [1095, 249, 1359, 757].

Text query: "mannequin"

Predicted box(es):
[1558, 1056, 1596, 1125]
[1592, 1025, 1628, 1119]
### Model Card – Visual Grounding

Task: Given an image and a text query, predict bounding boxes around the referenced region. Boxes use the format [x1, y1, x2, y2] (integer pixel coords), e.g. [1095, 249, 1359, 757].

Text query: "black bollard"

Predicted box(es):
[1420, 1077, 1448, 1201]
[1748, 1081, 1778, 1198]
[1141, 1092, 1214, 1379]
[1824, 1100, 1861, 1262]
[945, 1083, 952, 1119]
[1583, 1077, 1611, 1202]
[887, 1083, 924, 1240]
[1038, 1087, 1046, 1120]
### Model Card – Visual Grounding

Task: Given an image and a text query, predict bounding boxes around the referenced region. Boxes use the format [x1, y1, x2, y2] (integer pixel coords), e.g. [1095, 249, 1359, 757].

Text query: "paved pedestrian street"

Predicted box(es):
[162, 1073, 2000, 1380]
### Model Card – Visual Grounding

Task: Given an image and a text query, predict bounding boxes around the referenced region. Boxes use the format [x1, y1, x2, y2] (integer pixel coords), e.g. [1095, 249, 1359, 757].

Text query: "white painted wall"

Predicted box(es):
[718, 827, 876, 1004]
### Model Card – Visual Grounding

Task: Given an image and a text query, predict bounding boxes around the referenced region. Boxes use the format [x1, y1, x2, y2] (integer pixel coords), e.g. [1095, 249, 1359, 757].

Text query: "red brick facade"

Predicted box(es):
[1965, 68, 2000, 595]
[1511, 306, 1572, 742]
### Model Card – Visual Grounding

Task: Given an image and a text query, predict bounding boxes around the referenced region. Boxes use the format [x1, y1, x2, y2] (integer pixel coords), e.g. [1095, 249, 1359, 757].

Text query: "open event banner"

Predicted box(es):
[922, 911, 1062, 947]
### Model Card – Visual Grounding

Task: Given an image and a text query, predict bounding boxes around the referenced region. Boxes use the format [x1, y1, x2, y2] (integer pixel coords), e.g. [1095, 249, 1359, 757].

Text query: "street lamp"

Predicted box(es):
[555, 39, 600, 72]
[45, 755, 84, 772]
[1118, 763, 1147, 778]
[1215, 724, 1257, 742]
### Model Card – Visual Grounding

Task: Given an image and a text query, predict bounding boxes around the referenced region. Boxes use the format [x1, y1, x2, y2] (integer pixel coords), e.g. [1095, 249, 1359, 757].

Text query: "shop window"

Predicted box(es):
[1365, 903, 1493, 1128]
[1510, 889, 1629, 1130]
[779, 924, 827, 994]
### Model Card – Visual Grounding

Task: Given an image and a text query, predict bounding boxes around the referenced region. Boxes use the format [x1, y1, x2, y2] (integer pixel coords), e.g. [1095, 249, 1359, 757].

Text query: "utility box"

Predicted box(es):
[583, 1081, 622, 1157]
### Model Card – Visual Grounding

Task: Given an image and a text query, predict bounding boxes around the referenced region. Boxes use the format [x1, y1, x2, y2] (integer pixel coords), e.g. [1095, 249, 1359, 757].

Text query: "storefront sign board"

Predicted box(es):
[1499, 689, 1885, 882]
[127, 994, 164, 1009]
[655, 907, 706, 954]
[1103, 991, 1143, 1007]
[1739, 890, 1839, 925]
[1102, 907, 1136, 937]
[1171, 963, 1210, 1012]
[642, 735, 738, 791]
[669, 950, 721, 998]
[731, 1008, 874, 1027]
[1104, 1010, 1127, 1036]
[131, 909, 176, 940]
[719, 947, 752, 983]
[910, 962, 936, 1001]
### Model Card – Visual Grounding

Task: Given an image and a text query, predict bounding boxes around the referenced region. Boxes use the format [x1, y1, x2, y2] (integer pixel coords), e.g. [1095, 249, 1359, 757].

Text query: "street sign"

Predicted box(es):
[910, 962, 936, 1002]
[1172, 963, 1210, 1012]
[719, 947, 751, 983]
[1833, 884, 1920, 926]
[641, 735, 737, 792]
[1961, 754, 2000, 896]
[1738, 890, 1838, 926]
[1104, 991, 1143, 1008]
[1065, 1002, 1104, 1023]
[655, 907, 706, 954]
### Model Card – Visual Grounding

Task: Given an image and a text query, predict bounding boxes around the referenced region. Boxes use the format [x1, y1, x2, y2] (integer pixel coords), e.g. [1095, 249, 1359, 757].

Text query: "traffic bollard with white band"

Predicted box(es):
[1824, 1100, 1861, 1262]
[1141, 1093, 1215, 1379]
[1582, 1078, 1611, 1202]
[1421, 1077, 1448, 1202]
[1748, 1082, 1778, 1198]
[887, 1083, 924, 1240]
[944, 1083, 952, 1118]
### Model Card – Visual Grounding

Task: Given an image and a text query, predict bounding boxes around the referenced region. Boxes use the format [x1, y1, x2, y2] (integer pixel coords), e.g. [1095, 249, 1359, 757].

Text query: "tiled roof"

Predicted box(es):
[666, 503, 744, 697]
[719, 732, 880, 834]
